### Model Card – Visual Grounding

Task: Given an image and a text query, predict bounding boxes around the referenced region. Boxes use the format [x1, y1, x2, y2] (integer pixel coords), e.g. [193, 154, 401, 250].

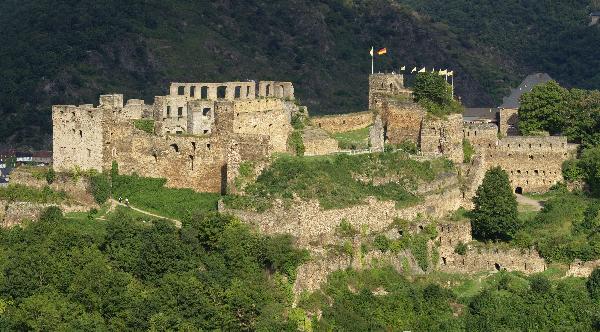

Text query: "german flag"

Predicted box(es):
[377, 48, 387, 55]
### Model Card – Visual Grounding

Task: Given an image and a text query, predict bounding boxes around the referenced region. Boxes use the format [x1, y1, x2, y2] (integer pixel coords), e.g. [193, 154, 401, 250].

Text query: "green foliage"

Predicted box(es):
[89, 174, 111, 204]
[587, 268, 600, 301]
[398, 140, 418, 154]
[133, 119, 155, 134]
[373, 235, 390, 252]
[110, 161, 119, 180]
[579, 146, 600, 197]
[413, 72, 453, 105]
[0, 184, 67, 204]
[112, 174, 220, 220]
[288, 130, 305, 156]
[333, 126, 371, 150]
[45, 168, 55, 185]
[226, 153, 452, 210]
[454, 242, 467, 255]
[513, 191, 600, 263]
[563, 159, 584, 183]
[471, 167, 519, 241]
[0, 210, 306, 330]
[463, 139, 475, 163]
[336, 219, 358, 238]
[290, 113, 305, 130]
[519, 81, 600, 146]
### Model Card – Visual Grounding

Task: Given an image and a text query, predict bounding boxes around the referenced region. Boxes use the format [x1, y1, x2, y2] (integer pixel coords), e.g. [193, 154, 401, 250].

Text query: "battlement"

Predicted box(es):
[496, 136, 569, 151]
[168, 81, 294, 100]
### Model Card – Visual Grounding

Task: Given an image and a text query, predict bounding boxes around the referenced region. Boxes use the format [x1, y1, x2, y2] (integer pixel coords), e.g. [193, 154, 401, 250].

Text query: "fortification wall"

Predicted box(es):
[311, 111, 373, 133]
[567, 259, 600, 277]
[486, 136, 575, 192]
[222, 186, 463, 246]
[421, 114, 464, 164]
[381, 102, 424, 145]
[187, 99, 215, 135]
[368, 73, 412, 110]
[103, 119, 227, 193]
[52, 104, 105, 172]
[439, 247, 546, 274]
[0, 201, 88, 228]
[463, 123, 498, 149]
[303, 127, 339, 156]
[9, 168, 96, 206]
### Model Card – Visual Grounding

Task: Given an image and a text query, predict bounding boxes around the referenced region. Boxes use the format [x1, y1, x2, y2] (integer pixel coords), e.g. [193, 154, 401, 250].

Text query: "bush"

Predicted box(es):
[373, 235, 390, 252]
[562, 159, 584, 183]
[463, 139, 475, 163]
[133, 119, 155, 134]
[454, 242, 467, 255]
[90, 174, 111, 204]
[587, 268, 600, 300]
[45, 168, 56, 184]
[0, 184, 67, 203]
[288, 130, 305, 156]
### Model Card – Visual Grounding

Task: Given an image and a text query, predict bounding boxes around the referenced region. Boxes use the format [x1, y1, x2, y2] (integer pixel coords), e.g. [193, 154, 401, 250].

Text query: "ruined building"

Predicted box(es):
[53, 81, 299, 193]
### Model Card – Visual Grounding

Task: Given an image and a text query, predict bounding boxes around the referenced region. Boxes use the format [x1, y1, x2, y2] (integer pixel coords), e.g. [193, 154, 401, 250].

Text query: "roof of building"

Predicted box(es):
[590, 11, 600, 16]
[32, 151, 52, 158]
[463, 108, 499, 121]
[499, 73, 553, 109]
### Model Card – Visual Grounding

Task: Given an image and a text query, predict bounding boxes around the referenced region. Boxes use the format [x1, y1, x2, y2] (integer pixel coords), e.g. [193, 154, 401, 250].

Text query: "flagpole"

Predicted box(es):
[451, 74, 454, 99]
[371, 53, 374, 75]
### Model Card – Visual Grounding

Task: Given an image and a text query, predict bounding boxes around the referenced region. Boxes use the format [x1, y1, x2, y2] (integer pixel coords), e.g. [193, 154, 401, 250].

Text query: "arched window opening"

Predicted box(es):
[170, 144, 179, 153]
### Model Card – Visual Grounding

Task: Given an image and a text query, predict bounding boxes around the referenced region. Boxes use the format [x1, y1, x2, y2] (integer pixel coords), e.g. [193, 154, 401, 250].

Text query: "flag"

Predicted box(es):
[439, 69, 447, 76]
[418, 67, 426, 73]
[370, 47, 374, 57]
[401, 66, 406, 71]
[377, 48, 387, 55]
[411, 67, 417, 73]
[431, 67, 436, 73]
[447, 71, 454, 76]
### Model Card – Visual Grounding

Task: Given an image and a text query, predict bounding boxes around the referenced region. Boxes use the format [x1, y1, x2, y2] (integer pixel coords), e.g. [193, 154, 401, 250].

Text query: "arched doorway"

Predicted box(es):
[515, 187, 523, 194]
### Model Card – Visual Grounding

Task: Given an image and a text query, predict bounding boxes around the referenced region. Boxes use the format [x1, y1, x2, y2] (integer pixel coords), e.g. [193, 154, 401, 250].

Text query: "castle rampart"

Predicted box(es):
[311, 111, 373, 133]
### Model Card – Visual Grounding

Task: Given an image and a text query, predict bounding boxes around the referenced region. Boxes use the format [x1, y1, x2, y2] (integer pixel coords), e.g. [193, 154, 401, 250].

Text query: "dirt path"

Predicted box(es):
[110, 199, 182, 228]
[515, 194, 543, 211]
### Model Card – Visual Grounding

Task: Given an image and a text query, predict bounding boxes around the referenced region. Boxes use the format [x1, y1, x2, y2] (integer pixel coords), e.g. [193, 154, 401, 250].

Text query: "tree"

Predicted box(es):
[471, 167, 519, 241]
[519, 81, 569, 135]
[579, 146, 600, 197]
[588, 268, 600, 301]
[413, 72, 452, 106]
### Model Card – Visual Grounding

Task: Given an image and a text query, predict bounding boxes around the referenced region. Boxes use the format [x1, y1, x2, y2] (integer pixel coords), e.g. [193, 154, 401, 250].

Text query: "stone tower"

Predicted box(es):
[368, 73, 412, 111]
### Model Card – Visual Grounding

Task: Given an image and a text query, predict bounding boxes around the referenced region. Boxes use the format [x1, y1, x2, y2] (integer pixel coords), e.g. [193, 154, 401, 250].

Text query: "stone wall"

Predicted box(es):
[368, 73, 412, 111]
[438, 246, 546, 274]
[311, 111, 373, 133]
[9, 168, 97, 206]
[463, 123, 498, 149]
[303, 127, 339, 156]
[222, 185, 463, 246]
[380, 101, 425, 145]
[52, 104, 105, 172]
[499, 108, 519, 136]
[486, 136, 577, 193]
[566, 259, 600, 277]
[0, 201, 89, 228]
[421, 114, 464, 164]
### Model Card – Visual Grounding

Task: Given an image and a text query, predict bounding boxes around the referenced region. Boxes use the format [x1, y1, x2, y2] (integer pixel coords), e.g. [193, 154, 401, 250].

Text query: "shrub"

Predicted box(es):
[373, 235, 390, 252]
[90, 174, 111, 204]
[562, 159, 584, 183]
[336, 219, 358, 238]
[398, 140, 418, 154]
[288, 130, 305, 156]
[45, 168, 55, 184]
[133, 119, 155, 134]
[587, 268, 600, 300]
[454, 242, 467, 255]
[463, 139, 475, 163]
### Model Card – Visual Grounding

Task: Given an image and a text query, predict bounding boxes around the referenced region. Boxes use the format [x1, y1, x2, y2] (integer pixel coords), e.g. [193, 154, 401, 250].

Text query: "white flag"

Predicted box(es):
[370, 47, 374, 57]
[418, 67, 426, 73]
[401, 66, 406, 71]
[411, 67, 417, 73]
[447, 70, 454, 76]
[439, 69, 447, 76]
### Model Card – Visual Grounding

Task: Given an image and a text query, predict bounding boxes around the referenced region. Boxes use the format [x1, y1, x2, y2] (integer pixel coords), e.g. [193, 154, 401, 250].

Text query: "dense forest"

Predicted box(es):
[0, 206, 598, 330]
[0, 0, 598, 148]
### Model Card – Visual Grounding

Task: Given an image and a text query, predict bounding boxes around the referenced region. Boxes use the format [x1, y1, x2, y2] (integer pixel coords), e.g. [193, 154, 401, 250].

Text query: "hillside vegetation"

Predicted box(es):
[1, 0, 598, 148]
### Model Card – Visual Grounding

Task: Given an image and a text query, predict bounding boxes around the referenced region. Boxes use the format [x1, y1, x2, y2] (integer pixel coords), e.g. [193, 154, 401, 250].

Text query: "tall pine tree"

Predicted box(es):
[471, 167, 519, 241]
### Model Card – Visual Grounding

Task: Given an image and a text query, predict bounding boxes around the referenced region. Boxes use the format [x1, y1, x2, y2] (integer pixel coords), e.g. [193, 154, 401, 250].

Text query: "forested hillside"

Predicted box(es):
[0, 0, 598, 148]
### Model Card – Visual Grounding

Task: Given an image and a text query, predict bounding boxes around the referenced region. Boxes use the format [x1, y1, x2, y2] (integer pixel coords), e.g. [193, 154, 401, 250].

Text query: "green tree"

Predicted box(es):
[519, 81, 569, 135]
[588, 267, 600, 301]
[90, 174, 111, 204]
[471, 167, 519, 241]
[578, 146, 600, 197]
[413, 72, 453, 106]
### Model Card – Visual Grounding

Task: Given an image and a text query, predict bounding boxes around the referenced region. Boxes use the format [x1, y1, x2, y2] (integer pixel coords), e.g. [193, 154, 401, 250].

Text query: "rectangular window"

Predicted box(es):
[178, 86, 185, 95]
[190, 86, 196, 97]
[202, 108, 211, 116]
[178, 107, 183, 117]
[166, 106, 171, 117]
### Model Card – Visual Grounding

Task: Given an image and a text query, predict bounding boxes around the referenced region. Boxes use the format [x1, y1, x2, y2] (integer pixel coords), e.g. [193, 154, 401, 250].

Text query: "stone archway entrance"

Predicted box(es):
[515, 187, 523, 194]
